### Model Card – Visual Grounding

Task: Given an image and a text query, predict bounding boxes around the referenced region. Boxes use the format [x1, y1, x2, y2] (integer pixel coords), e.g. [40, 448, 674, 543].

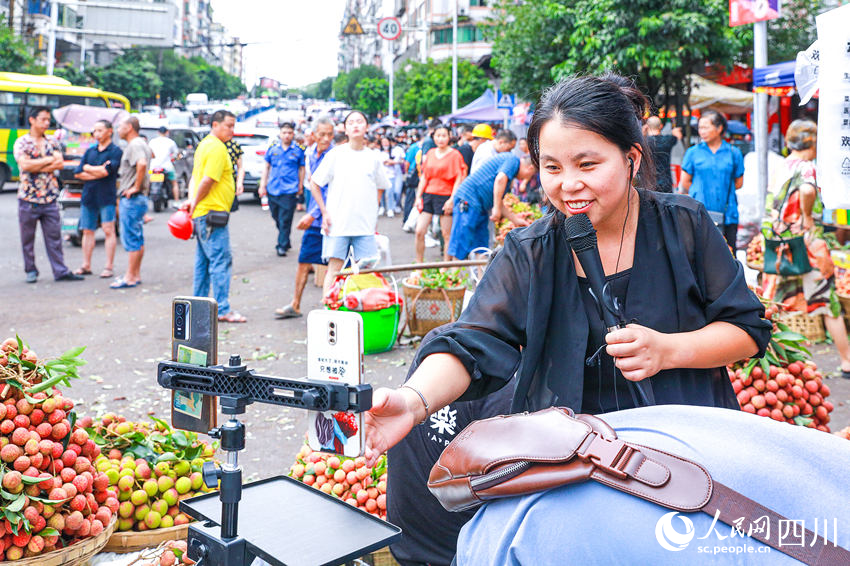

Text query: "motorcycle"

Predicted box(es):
[149, 167, 169, 212]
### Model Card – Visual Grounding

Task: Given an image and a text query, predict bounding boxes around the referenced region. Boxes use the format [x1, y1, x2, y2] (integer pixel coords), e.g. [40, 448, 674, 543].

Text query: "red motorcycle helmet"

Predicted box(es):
[168, 209, 193, 240]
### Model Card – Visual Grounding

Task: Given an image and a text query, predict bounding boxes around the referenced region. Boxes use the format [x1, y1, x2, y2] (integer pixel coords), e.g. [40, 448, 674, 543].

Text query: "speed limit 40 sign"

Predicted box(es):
[377, 17, 402, 40]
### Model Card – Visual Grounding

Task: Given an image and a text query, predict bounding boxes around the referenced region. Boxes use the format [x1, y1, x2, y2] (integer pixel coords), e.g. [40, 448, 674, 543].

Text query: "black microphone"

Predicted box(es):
[565, 213, 651, 408]
[564, 213, 622, 332]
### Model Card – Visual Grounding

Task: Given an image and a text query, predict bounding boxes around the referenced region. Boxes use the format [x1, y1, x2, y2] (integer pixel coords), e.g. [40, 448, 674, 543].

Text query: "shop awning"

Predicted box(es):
[753, 61, 796, 88]
[441, 89, 507, 123]
[688, 74, 754, 114]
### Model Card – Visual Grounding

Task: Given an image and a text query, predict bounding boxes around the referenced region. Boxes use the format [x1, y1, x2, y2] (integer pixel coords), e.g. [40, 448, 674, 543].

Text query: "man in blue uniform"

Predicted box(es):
[258, 122, 306, 256]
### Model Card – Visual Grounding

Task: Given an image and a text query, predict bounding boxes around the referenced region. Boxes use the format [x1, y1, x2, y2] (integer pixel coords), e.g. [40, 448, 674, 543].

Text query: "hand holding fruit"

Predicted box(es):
[605, 324, 670, 381]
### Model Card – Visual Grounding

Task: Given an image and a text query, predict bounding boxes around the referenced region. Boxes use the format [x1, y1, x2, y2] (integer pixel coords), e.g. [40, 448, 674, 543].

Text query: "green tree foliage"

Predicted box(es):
[485, 0, 572, 101]
[300, 77, 334, 100]
[0, 16, 37, 72]
[54, 65, 90, 87]
[187, 56, 245, 101]
[354, 77, 389, 117]
[155, 51, 199, 103]
[393, 58, 489, 121]
[332, 65, 385, 105]
[87, 53, 162, 106]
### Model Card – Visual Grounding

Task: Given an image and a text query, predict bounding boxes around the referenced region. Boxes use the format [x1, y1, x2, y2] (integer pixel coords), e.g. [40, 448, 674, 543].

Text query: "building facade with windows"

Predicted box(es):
[339, 0, 494, 75]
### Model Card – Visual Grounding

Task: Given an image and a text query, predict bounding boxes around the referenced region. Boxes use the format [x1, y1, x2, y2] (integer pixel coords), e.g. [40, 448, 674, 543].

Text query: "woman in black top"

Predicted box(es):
[363, 74, 771, 464]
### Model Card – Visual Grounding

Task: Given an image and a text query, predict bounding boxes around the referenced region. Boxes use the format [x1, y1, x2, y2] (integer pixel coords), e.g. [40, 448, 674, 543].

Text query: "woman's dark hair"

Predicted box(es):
[527, 73, 655, 190]
[343, 110, 368, 126]
[699, 110, 727, 135]
[432, 124, 451, 139]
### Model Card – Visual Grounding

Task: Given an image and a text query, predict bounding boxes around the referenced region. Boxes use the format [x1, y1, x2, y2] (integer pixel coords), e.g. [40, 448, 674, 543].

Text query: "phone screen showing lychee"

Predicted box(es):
[306, 310, 364, 457]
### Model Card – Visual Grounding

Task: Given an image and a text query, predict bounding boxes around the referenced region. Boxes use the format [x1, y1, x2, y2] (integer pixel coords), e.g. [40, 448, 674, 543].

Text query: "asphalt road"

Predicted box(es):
[1, 183, 848, 481]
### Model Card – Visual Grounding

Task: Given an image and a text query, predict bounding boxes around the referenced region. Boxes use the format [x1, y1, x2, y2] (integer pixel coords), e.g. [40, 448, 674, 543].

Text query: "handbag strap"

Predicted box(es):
[770, 172, 806, 237]
[703, 481, 850, 565]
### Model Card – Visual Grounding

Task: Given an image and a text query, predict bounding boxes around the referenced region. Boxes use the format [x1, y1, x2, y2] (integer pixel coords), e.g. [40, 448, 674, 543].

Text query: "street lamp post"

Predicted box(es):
[46, 0, 58, 75]
[451, 0, 458, 113]
[754, 20, 768, 218]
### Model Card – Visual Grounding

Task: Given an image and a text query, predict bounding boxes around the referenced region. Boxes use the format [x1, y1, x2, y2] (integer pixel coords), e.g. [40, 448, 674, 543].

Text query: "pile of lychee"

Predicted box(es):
[289, 445, 388, 521]
[0, 391, 115, 560]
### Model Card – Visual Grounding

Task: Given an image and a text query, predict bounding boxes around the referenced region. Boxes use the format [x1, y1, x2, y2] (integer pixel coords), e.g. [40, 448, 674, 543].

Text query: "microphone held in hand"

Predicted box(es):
[564, 213, 624, 332]
[565, 213, 651, 408]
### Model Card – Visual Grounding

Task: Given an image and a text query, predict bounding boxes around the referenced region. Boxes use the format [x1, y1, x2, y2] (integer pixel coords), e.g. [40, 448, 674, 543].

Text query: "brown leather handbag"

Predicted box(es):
[428, 407, 848, 566]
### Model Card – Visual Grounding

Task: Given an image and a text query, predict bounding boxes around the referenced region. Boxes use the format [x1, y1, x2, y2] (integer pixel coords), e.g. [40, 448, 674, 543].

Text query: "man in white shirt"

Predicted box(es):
[470, 129, 517, 174]
[148, 126, 180, 202]
[310, 111, 390, 296]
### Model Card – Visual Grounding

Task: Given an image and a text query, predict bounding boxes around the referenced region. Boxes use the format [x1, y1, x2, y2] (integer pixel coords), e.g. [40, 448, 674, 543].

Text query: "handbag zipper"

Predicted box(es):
[469, 461, 531, 491]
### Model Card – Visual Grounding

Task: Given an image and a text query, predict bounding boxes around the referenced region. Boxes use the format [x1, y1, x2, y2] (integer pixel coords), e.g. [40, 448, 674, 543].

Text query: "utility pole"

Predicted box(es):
[451, 0, 458, 113]
[388, 42, 394, 120]
[46, 0, 58, 75]
[8, 0, 15, 30]
[753, 20, 768, 217]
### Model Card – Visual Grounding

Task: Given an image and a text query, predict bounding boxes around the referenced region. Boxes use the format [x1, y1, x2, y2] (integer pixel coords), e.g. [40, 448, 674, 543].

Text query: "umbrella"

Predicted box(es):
[52, 104, 130, 134]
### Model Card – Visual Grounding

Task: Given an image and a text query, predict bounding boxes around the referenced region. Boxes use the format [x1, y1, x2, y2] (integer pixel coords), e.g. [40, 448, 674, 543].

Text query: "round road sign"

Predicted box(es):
[377, 17, 402, 41]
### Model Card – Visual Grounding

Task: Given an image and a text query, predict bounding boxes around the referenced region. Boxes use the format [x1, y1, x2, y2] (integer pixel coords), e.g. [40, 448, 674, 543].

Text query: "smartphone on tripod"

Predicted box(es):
[306, 310, 365, 457]
[171, 296, 218, 433]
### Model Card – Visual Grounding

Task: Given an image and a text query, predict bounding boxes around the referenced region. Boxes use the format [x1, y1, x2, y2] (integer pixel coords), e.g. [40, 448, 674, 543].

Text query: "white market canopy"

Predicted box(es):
[688, 74, 754, 114]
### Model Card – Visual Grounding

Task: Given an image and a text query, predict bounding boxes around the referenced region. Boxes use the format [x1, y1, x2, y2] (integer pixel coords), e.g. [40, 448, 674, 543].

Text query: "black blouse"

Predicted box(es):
[579, 268, 635, 414]
[410, 189, 771, 414]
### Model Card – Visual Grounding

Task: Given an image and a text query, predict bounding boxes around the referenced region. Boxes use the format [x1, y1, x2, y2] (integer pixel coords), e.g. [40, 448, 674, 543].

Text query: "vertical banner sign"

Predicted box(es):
[816, 3, 850, 210]
[729, 0, 781, 27]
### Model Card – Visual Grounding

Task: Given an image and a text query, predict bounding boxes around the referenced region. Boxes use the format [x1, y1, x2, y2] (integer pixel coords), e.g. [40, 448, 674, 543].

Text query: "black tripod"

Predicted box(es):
[157, 355, 397, 566]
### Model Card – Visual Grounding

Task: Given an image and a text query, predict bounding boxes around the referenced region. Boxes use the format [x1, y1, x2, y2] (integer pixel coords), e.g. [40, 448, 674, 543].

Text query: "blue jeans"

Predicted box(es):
[192, 215, 232, 316]
[119, 195, 148, 252]
[268, 193, 298, 251]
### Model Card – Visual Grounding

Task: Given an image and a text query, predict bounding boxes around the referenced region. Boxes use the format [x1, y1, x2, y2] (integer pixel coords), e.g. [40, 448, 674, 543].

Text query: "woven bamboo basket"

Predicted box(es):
[102, 522, 190, 554]
[401, 282, 466, 336]
[774, 310, 826, 343]
[3, 516, 116, 566]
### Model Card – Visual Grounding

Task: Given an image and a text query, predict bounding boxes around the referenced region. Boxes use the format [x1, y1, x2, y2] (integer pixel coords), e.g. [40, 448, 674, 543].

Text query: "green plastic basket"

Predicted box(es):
[338, 305, 400, 355]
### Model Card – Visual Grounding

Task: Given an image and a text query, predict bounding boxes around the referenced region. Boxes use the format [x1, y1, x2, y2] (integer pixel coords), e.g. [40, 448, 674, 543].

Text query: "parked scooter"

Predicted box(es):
[149, 167, 169, 212]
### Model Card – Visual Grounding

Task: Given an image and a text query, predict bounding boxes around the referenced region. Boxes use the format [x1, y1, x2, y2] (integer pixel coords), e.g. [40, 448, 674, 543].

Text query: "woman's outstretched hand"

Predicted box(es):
[605, 323, 671, 382]
[363, 387, 419, 467]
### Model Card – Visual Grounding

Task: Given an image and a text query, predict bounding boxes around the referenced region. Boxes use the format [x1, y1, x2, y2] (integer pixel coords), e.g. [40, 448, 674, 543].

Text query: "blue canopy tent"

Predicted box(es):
[753, 61, 795, 88]
[441, 89, 507, 123]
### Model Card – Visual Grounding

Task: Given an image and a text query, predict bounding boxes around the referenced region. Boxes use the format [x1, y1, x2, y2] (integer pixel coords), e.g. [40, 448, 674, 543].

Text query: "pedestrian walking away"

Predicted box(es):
[309, 110, 390, 298]
[379, 136, 405, 217]
[414, 125, 467, 262]
[258, 122, 306, 257]
[275, 117, 335, 320]
[188, 109, 246, 323]
[13, 106, 83, 283]
[148, 126, 180, 202]
[448, 153, 537, 260]
[645, 116, 682, 193]
[73, 119, 122, 279]
[113, 116, 151, 289]
[679, 110, 744, 251]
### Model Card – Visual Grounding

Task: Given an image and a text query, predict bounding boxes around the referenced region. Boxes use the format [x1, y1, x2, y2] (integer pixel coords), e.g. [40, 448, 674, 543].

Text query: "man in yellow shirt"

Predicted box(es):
[187, 110, 246, 323]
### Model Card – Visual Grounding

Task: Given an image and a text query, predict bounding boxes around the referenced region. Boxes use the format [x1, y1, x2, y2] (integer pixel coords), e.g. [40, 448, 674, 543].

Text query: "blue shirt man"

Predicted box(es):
[76, 140, 122, 209]
[681, 140, 744, 225]
[454, 152, 521, 211]
[448, 153, 535, 260]
[259, 122, 306, 255]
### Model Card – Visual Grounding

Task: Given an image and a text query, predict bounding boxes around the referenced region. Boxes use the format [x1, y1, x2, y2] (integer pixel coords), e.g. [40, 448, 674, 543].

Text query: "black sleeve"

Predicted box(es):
[661, 135, 678, 152]
[409, 233, 529, 401]
[695, 205, 771, 356]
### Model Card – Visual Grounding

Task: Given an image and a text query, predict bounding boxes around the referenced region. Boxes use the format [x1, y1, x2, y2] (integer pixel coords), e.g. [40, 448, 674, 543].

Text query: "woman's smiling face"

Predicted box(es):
[538, 120, 639, 228]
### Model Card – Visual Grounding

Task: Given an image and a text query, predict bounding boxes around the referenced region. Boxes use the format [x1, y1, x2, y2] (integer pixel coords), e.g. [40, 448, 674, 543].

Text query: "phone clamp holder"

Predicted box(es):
[157, 355, 394, 566]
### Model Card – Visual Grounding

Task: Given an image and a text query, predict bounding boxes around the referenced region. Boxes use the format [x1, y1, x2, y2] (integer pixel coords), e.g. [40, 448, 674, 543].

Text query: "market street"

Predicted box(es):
[0, 187, 449, 479]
